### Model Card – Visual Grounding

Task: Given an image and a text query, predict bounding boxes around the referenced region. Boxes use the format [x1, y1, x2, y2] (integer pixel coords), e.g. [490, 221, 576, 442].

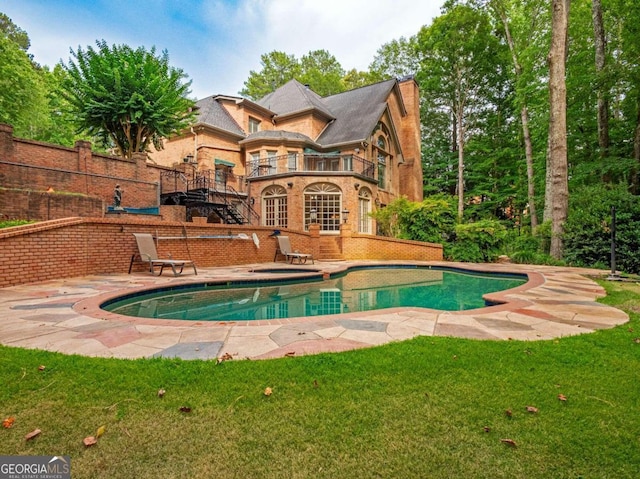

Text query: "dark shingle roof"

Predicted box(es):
[316, 79, 397, 147]
[256, 80, 335, 120]
[194, 96, 245, 137]
[195, 79, 401, 149]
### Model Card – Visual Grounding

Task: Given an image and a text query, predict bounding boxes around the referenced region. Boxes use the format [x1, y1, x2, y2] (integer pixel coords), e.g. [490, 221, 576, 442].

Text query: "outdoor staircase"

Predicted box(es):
[318, 236, 344, 261]
[160, 173, 259, 225]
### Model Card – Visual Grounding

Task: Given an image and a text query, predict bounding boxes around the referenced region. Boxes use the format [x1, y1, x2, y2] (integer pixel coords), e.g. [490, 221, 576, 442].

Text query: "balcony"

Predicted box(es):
[247, 153, 375, 180]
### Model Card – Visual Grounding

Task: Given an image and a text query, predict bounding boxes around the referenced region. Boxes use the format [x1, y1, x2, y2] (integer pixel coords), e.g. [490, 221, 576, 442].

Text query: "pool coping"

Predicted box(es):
[0, 261, 629, 360]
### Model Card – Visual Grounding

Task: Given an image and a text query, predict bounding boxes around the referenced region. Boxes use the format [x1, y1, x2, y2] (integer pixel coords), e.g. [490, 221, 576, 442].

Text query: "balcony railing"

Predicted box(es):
[247, 153, 375, 180]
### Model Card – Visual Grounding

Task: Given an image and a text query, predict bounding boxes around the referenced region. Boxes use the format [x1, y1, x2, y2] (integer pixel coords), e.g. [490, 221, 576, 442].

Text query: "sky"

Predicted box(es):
[2, 0, 443, 100]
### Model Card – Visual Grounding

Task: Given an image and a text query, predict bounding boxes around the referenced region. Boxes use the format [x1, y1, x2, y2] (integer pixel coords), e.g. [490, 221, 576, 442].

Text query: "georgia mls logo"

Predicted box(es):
[0, 455, 70, 479]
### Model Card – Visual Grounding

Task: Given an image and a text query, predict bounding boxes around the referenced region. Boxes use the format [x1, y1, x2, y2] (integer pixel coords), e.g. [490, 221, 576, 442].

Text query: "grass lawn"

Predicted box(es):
[1, 279, 639, 478]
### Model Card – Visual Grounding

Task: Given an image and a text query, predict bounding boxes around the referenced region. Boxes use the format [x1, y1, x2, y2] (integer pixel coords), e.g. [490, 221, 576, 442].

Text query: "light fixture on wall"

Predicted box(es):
[342, 208, 349, 224]
[310, 209, 317, 222]
[183, 154, 194, 163]
[250, 197, 255, 205]
[287, 182, 294, 188]
[354, 183, 360, 190]
[354, 148, 360, 154]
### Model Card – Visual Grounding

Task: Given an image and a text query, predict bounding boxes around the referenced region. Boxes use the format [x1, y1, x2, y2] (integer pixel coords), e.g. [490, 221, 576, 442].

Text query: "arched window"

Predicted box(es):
[304, 183, 342, 233]
[375, 131, 391, 189]
[262, 185, 287, 228]
[357, 187, 372, 234]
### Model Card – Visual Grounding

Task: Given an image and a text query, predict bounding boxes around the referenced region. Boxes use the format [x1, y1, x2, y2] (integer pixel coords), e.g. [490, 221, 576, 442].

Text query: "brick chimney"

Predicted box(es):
[397, 78, 423, 202]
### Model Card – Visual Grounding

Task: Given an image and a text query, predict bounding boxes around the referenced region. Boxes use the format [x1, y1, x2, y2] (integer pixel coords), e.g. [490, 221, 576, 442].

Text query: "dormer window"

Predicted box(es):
[249, 117, 261, 133]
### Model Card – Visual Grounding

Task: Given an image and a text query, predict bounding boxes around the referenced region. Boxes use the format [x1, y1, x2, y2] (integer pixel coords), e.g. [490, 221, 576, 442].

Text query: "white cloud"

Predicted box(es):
[2, 0, 442, 99]
[261, 0, 440, 70]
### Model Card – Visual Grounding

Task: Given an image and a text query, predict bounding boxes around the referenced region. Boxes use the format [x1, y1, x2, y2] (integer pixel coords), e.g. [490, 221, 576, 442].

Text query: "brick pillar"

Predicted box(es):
[339, 222, 352, 257]
[309, 223, 321, 260]
[74, 140, 92, 174]
[0, 124, 15, 161]
[132, 152, 148, 180]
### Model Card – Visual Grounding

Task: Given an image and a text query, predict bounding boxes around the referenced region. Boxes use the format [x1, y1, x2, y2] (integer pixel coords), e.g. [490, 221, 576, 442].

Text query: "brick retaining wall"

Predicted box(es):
[0, 123, 172, 220]
[0, 218, 443, 288]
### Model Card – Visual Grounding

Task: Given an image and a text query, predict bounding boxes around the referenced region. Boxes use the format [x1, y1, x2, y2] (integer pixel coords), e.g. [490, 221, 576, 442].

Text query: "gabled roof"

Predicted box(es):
[316, 79, 398, 147]
[193, 78, 404, 149]
[256, 79, 335, 120]
[193, 96, 246, 137]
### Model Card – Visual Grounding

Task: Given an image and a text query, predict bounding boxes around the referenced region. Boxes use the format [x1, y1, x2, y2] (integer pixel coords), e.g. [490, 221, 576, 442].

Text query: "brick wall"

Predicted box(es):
[0, 218, 442, 288]
[0, 188, 104, 220]
[342, 233, 443, 262]
[0, 124, 173, 216]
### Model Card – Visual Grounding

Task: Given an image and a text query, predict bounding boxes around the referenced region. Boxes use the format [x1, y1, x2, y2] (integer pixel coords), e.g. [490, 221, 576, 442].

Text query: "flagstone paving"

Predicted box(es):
[0, 261, 629, 361]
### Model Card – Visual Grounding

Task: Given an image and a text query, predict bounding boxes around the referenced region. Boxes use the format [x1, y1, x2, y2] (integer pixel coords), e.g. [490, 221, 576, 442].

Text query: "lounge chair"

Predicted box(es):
[276, 235, 314, 264]
[129, 233, 197, 276]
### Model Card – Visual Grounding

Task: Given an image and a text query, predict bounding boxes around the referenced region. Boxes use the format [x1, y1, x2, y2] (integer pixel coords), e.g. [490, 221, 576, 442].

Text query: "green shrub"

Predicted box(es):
[370, 195, 456, 244]
[450, 219, 507, 262]
[563, 185, 640, 274]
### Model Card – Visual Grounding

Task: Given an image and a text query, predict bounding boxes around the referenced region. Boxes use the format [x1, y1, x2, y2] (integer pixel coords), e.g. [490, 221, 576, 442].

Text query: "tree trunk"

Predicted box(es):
[632, 99, 640, 194]
[547, 0, 570, 259]
[521, 107, 538, 229]
[457, 102, 465, 222]
[495, 2, 539, 230]
[592, 0, 609, 158]
[543, 142, 552, 223]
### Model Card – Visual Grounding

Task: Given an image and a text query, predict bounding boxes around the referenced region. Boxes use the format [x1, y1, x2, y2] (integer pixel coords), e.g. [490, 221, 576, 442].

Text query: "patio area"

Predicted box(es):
[0, 261, 629, 360]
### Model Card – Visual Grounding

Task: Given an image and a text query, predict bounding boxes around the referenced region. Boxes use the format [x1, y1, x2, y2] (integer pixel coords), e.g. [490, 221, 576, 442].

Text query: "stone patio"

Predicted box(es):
[0, 261, 628, 360]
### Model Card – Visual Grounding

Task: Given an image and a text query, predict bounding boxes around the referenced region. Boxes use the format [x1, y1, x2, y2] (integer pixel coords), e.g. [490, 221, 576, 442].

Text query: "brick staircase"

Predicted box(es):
[318, 236, 344, 261]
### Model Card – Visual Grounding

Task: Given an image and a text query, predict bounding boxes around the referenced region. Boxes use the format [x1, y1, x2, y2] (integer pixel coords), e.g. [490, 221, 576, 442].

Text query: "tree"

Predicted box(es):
[240, 51, 300, 100]
[0, 35, 48, 137]
[369, 37, 420, 81]
[61, 40, 195, 159]
[342, 69, 376, 90]
[240, 50, 350, 100]
[0, 13, 30, 51]
[489, 0, 549, 230]
[298, 50, 345, 96]
[546, 0, 570, 259]
[417, 3, 508, 221]
[591, 0, 609, 157]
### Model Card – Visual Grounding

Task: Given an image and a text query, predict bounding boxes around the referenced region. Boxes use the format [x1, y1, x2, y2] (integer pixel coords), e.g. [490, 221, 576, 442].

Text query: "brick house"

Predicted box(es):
[151, 76, 423, 234]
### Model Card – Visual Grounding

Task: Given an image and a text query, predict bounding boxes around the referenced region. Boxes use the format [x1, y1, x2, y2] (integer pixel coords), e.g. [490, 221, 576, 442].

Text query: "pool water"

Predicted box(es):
[102, 267, 527, 321]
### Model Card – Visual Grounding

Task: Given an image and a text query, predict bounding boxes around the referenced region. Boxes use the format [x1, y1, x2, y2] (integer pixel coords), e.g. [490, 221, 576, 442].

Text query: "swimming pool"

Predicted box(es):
[102, 266, 527, 321]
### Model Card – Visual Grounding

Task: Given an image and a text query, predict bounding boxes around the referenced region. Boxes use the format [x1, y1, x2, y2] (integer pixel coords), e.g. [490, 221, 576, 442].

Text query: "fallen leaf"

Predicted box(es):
[179, 406, 192, 413]
[558, 394, 568, 402]
[452, 355, 458, 360]
[157, 389, 166, 398]
[505, 409, 513, 418]
[264, 387, 273, 396]
[284, 351, 296, 357]
[38, 365, 46, 371]
[83, 436, 97, 447]
[483, 426, 491, 433]
[2, 417, 15, 429]
[526, 406, 539, 413]
[217, 352, 234, 364]
[501, 438, 518, 448]
[25, 429, 41, 441]
[633, 338, 640, 344]
[313, 380, 318, 389]
[96, 425, 106, 438]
